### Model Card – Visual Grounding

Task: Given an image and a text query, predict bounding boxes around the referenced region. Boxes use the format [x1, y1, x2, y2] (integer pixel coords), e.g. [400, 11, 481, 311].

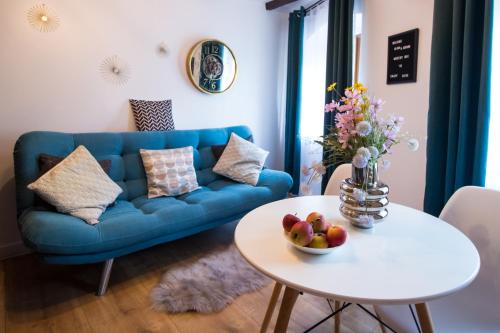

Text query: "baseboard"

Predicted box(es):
[0, 241, 31, 261]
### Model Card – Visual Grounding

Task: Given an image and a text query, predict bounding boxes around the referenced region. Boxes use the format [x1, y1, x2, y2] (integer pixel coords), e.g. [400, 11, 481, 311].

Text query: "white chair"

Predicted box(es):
[324, 163, 351, 195]
[374, 186, 500, 333]
[323, 163, 351, 333]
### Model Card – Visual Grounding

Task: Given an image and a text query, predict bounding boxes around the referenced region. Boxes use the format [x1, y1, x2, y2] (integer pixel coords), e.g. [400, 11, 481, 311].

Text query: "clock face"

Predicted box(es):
[187, 40, 237, 94]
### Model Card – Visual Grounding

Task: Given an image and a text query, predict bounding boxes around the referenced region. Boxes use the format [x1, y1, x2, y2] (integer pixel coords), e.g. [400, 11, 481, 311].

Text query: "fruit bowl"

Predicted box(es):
[282, 212, 348, 255]
[284, 232, 341, 254]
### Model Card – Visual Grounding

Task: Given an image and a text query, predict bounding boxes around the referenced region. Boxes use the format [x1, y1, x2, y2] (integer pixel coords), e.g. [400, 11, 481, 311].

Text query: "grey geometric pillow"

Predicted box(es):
[213, 133, 269, 186]
[130, 99, 175, 131]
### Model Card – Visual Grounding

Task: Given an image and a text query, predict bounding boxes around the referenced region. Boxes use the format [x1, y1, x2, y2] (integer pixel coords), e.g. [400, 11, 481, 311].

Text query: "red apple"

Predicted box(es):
[282, 213, 301, 232]
[289, 221, 314, 246]
[306, 212, 328, 233]
[326, 225, 347, 247]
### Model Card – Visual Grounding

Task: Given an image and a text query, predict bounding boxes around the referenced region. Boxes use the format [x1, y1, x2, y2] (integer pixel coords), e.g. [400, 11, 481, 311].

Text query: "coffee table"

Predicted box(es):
[234, 196, 480, 333]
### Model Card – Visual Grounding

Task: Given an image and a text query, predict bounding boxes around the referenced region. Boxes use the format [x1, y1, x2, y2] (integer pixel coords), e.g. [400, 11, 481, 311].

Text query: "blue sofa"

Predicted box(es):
[14, 125, 292, 294]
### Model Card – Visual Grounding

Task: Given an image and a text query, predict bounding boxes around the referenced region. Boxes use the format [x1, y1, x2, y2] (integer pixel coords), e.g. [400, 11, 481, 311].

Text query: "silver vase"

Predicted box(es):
[339, 163, 389, 228]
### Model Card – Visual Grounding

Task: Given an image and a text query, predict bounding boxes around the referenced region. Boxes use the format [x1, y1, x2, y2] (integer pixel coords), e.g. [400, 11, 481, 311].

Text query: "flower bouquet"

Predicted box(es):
[319, 82, 418, 228]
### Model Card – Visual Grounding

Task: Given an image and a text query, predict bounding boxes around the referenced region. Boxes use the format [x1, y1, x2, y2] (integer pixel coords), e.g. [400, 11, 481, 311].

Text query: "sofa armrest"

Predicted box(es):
[257, 169, 293, 198]
[19, 209, 100, 253]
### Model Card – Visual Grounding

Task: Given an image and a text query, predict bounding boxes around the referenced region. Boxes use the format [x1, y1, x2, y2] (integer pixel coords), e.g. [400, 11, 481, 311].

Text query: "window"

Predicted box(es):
[300, 6, 329, 138]
[486, 2, 500, 190]
[298, 3, 329, 195]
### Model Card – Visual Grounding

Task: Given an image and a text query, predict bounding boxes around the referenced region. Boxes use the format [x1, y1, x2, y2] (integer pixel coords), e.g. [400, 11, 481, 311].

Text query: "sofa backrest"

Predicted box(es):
[13, 125, 252, 215]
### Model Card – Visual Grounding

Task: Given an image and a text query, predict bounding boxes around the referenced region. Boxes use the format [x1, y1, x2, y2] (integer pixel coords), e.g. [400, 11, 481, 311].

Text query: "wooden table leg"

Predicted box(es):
[334, 300, 341, 333]
[372, 307, 387, 333]
[260, 282, 283, 333]
[415, 303, 435, 333]
[273, 286, 300, 333]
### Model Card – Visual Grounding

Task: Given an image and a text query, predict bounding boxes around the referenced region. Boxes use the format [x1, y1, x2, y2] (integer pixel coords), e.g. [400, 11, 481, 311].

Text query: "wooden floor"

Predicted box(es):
[0, 222, 383, 333]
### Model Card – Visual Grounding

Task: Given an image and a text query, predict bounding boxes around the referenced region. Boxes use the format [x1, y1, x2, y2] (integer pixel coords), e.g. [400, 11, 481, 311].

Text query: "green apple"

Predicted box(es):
[308, 233, 328, 248]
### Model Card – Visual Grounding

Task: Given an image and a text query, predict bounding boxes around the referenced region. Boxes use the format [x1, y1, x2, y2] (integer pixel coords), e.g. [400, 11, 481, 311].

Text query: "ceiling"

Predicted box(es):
[246, 0, 320, 13]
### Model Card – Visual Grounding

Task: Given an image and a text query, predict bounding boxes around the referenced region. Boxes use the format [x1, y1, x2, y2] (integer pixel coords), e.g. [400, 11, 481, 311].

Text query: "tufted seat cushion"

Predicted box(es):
[19, 169, 292, 256]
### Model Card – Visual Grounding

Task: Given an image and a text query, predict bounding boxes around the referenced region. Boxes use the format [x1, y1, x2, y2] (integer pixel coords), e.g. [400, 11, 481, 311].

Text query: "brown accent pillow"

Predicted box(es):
[211, 135, 253, 161]
[39, 154, 111, 176]
[35, 154, 112, 209]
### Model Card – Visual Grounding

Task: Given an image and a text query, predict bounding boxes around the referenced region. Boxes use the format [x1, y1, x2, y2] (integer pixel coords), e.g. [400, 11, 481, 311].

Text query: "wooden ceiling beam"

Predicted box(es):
[265, 0, 299, 10]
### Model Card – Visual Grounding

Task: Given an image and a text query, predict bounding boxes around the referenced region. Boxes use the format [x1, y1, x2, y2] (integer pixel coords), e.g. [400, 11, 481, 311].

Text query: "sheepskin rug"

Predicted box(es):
[151, 244, 271, 313]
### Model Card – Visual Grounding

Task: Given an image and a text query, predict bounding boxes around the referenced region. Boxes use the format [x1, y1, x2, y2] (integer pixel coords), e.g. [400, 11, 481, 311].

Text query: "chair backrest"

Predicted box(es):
[324, 163, 351, 196]
[439, 186, 500, 304]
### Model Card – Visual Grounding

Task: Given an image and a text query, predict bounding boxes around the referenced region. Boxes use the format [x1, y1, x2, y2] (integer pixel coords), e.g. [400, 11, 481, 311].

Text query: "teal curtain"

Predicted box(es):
[424, 0, 494, 216]
[322, 0, 354, 193]
[284, 8, 305, 194]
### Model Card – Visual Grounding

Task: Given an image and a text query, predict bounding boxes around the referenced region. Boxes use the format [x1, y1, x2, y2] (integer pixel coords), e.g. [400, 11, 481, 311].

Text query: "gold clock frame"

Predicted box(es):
[186, 39, 238, 94]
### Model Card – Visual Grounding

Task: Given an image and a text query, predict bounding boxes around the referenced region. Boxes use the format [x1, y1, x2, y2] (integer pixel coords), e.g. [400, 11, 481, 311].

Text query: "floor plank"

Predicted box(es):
[0, 261, 5, 333]
[1, 222, 382, 333]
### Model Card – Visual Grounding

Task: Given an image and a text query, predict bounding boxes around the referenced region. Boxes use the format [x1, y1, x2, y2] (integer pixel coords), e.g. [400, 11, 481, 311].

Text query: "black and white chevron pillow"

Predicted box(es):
[129, 99, 175, 131]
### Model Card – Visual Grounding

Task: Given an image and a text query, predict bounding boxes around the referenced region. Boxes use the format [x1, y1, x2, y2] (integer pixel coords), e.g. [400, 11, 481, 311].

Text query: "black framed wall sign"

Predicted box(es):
[387, 28, 419, 84]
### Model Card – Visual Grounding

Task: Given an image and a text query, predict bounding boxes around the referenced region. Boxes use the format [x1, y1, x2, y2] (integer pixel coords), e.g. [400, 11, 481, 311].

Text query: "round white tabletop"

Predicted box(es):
[235, 196, 480, 305]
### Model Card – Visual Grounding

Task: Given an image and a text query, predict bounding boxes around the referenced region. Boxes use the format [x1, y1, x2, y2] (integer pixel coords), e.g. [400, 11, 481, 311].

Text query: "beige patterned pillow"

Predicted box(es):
[213, 133, 269, 186]
[140, 146, 200, 198]
[27, 145, 123, 225]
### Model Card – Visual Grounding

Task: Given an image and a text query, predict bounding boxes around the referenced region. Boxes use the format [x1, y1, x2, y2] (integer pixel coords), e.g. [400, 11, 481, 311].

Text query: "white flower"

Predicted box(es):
[352, 154, 368, 169]
[382, 159, 391, 170]
[300, 183, 312, 196]
[357, 215, 374, 228]
[356, 147, 371, 160]
[352, 188, 367, 202]
[407, 138, 420, 152]
[356, 121, 372, 137]
[368, 146, 379, 159]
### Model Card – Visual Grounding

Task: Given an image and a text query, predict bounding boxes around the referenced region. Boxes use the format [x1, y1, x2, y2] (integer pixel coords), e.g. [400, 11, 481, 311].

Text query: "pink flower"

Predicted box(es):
[335, 110, 356, 148]
[324, 101, 339, 113]
[312, 162, 326, 175]
[300, 183, 312, 196]
[371, 98, 385, 111]
[337, 103, 353, 112]
[344, 89, 361, 99]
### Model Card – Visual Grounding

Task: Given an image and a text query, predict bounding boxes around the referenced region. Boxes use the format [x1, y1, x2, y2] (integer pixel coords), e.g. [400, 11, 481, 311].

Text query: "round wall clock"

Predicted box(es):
[187, 40, 237, 94]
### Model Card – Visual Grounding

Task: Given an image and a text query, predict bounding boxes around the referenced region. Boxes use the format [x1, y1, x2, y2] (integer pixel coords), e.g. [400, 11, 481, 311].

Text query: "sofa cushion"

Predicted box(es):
[213, 133, 269, 186]
[129, 99, 175, 131]
[19, 169, 292, 255]
[27, 146, 123, 225]
[35, 154, 112, 210]
[140, 147, 200, 198]
[211, 135, 254, 160]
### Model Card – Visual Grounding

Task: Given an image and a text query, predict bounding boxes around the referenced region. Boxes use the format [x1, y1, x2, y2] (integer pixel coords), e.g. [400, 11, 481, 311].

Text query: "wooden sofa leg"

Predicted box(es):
[96, 259, 114, 296]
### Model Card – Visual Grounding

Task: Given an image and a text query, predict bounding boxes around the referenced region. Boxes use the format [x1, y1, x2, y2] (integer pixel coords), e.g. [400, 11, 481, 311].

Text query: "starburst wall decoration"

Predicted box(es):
[158, 42, 169, 57]
[99, 55, 131, 86]
[27, 4, 60, 33]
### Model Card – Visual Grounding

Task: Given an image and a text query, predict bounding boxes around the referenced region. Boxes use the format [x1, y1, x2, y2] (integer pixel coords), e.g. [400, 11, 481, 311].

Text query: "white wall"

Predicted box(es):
[360, 0, 434, 209]
[0, 0, 287, 258]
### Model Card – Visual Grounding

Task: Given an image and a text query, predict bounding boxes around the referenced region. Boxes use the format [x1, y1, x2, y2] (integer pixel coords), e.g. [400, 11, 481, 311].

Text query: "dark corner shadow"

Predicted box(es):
[4, 220, 238, 319]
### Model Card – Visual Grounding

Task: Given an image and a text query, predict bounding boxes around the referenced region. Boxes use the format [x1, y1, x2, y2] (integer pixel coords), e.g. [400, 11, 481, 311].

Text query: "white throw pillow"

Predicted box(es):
[27, 145, 123, 225]
[140, 146, 200, 198]
[213, 133, 269, 186]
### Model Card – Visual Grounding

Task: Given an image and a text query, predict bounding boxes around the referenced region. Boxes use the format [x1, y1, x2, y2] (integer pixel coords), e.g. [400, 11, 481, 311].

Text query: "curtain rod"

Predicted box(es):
[305, 0, 328, 14]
